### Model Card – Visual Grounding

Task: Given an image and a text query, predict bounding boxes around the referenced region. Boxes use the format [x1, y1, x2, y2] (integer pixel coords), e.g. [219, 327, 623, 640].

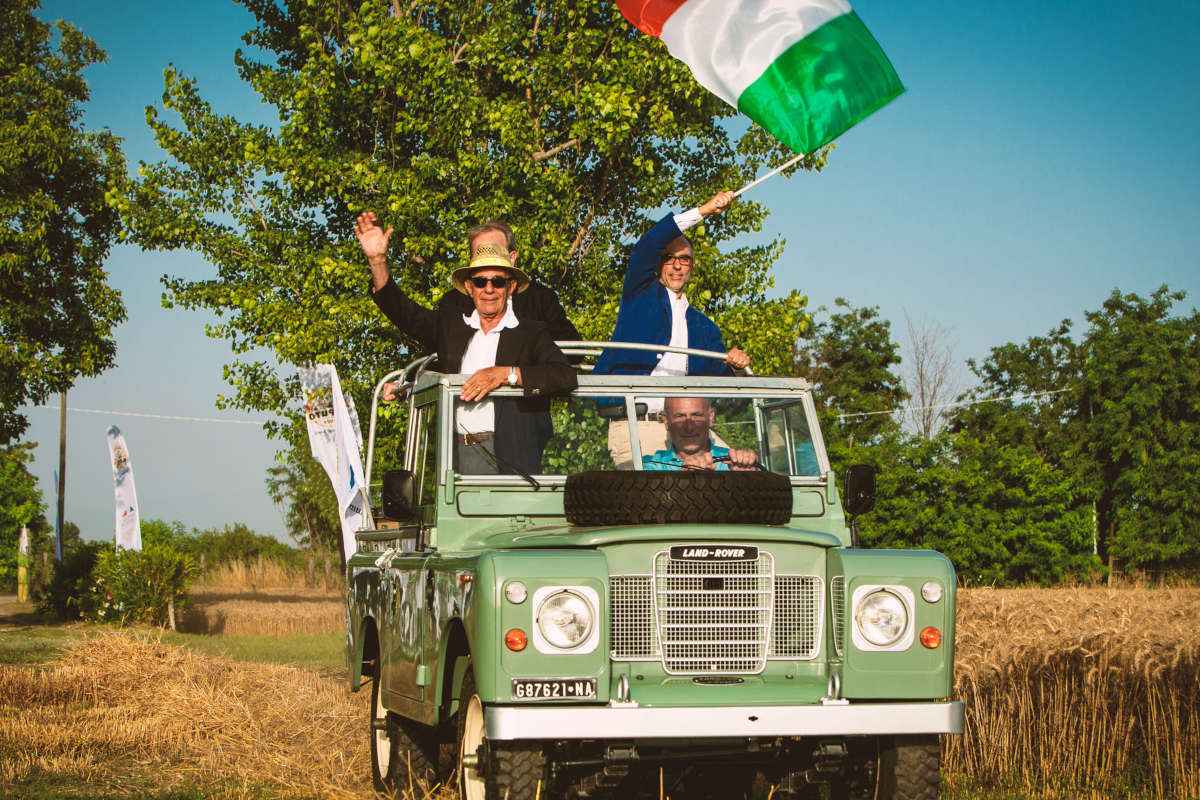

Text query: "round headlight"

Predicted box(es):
[854, 590, 908, 647]
[536, 590, 594, 649]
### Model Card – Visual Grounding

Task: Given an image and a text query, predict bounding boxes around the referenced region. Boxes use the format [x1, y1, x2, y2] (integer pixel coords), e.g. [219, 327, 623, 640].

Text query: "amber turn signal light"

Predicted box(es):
[505, 629, 528, 651]
[919, 627, 942, 648]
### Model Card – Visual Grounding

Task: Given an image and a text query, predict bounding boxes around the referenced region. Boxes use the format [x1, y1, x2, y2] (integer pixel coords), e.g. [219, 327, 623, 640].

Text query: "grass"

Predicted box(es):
[159, 630, 345, 671]
[0, 625, 89, 666]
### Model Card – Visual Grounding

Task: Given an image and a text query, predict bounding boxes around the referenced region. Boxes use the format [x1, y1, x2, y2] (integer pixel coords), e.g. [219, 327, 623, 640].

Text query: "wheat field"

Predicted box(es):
[1, 587, 1197, 798]
[949, 586, 1200, 799]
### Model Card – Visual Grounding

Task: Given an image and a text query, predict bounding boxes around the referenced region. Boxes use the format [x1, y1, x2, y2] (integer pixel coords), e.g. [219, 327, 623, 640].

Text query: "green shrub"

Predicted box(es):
[37, 540, 110, 620]
[89, 542, 199, 626]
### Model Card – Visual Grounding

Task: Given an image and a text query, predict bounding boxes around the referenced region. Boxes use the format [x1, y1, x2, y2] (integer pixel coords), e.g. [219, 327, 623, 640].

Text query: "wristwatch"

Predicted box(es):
[507, 367, 518, 386]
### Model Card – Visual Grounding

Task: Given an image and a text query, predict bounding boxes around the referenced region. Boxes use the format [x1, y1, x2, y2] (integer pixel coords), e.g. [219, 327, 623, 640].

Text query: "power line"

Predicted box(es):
[838, 388, 1070, 421]
[28, 405, 269, 426]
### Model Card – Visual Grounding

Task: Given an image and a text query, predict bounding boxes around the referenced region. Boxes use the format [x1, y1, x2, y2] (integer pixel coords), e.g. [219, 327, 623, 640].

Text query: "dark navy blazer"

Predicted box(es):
[593, 214, 731, 377]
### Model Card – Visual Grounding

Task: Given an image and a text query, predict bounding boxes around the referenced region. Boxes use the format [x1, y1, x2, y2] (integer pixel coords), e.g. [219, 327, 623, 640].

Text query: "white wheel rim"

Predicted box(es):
[460, 693, 486, 800]
[373, 679, 391, 775]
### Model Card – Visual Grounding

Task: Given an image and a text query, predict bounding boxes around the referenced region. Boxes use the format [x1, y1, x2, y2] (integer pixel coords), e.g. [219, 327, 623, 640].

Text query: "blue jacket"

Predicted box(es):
[593, 214, 731, 376]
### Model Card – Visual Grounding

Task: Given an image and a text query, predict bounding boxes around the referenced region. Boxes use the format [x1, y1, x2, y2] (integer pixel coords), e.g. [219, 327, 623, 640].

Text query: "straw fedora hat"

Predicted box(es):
[451, 242, 531, 295]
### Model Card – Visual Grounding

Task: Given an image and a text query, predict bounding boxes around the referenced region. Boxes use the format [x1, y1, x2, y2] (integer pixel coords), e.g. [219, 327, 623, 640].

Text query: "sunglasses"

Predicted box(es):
[660, 254, 694, 267]
[469, 275, 511, 289]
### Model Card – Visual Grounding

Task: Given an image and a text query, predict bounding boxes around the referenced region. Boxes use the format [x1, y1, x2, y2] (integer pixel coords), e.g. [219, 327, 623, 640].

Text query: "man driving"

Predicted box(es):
[642, 397, 759, 471]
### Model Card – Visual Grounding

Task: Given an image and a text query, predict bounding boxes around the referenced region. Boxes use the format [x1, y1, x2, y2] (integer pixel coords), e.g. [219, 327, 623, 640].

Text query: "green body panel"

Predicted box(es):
[829, 549, 957, 699]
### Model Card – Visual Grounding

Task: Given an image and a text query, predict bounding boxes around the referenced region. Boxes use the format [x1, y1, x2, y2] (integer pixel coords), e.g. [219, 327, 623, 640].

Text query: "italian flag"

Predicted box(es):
[617, 0, 905, 154]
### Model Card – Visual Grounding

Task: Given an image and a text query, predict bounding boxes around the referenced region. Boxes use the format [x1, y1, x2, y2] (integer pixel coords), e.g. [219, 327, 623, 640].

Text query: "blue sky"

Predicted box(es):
[20, 0, 1200, 542]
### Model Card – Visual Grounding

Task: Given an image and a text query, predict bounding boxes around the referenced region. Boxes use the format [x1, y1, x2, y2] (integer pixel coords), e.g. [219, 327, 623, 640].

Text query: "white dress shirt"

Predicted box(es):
[456, 301, 519, 434]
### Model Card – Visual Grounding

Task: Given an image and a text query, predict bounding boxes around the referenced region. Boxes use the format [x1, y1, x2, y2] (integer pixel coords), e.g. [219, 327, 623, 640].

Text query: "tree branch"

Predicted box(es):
[533, 138, 580, 162]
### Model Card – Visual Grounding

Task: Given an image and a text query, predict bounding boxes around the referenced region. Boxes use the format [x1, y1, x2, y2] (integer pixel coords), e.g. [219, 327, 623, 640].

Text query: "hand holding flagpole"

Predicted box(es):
[732, 152, 807, 198]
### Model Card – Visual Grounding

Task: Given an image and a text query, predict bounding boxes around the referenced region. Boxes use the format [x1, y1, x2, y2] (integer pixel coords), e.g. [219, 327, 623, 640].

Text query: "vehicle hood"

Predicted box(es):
[473, 524, 842, 551]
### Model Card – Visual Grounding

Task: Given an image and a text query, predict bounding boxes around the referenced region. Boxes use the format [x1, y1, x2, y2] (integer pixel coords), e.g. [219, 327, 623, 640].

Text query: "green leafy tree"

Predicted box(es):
[1074, 288, 1200, 570]
[0, 443, 52, 590]
[117, 0, 815, 445]
[792, 299, 1098, 583]
[954, 286, 1200, 573]
[189, 521, 304, 566]
[853, 433, 1096, 585]
[265, 447, 341, 554]
[0, 0, 126, 443]
[793, 298, 908, 471]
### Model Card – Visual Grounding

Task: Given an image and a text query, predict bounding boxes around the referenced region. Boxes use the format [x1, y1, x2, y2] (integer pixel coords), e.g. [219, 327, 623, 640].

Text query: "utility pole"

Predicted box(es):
[56, 389, 66, 561]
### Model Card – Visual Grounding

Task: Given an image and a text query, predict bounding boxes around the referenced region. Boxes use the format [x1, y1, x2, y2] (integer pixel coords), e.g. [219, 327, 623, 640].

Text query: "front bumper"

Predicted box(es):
[486, 700, 964, 740]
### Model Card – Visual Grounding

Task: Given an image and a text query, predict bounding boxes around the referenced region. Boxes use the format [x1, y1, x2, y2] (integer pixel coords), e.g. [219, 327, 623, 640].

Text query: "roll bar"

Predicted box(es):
[363, 342, 749, 492]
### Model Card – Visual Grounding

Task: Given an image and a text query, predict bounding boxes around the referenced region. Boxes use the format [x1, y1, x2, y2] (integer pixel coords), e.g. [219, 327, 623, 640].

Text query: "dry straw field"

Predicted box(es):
[178, 561, 346, 637]
[1, 585, 1197, 799]
[0, 632, 379, 799]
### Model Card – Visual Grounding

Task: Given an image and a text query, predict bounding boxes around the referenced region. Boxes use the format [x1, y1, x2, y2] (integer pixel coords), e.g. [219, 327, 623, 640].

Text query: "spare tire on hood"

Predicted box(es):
[564, 470, 793, 527]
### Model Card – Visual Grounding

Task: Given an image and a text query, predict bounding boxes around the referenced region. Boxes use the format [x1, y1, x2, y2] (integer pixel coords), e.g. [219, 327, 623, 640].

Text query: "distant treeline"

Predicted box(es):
[798, 287, 1200, 585]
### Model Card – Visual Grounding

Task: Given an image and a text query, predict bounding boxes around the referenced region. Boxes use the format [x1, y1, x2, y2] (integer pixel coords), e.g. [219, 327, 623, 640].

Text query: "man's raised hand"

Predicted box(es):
[355, 211, 393, 261]
[357, 211, 394, 291]
[699, 190, 736, 218]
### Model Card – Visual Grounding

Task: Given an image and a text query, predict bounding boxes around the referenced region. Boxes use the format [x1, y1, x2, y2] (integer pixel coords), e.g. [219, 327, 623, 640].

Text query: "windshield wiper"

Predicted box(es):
[459, 425, 541, 489]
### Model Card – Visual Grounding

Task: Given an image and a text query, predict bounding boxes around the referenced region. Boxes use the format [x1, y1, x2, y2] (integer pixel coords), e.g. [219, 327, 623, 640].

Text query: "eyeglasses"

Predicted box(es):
[660, 254, 694, 268]
[469, 275, 511, 289]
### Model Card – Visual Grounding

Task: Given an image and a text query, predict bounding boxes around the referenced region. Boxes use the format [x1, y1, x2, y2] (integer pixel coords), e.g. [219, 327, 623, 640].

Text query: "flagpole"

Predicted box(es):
[732, 152, 807, 198]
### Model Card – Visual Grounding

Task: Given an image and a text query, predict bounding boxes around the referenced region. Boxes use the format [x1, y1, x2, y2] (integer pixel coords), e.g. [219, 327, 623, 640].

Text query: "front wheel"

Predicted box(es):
[458, 667, 551, 800]
[832, 735, 941, 800]
[368, 661, 440, 795]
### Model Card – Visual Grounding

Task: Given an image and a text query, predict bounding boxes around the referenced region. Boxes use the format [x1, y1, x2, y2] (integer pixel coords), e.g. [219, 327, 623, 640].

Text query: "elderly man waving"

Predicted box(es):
[357, 211, 576, 475]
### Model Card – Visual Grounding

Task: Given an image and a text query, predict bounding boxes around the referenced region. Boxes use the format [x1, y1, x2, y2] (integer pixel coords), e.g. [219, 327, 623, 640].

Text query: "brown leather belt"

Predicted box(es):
[457, 432, 493, 445]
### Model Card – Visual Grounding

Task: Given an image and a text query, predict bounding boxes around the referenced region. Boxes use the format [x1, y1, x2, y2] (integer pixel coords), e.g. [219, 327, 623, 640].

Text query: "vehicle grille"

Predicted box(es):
[610, 551, 823, 673]
[830, 576, 846, 657]
[771, 576, 822, 659]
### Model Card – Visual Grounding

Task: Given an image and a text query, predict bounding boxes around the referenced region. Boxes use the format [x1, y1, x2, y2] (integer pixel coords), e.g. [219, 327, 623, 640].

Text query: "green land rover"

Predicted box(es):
[345, 343, 962, 800]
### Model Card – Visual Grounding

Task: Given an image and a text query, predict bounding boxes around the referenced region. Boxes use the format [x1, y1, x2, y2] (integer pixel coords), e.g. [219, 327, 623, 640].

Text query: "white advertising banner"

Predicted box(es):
[105, 425, 142, 551]
[300, 365, 369, 562]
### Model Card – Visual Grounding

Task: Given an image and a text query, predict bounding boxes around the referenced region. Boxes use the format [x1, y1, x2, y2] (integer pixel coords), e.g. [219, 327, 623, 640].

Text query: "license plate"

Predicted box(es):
[511, 678, 597, 701]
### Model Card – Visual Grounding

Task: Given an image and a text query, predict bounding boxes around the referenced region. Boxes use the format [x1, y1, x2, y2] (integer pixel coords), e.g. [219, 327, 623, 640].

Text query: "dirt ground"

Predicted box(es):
[0, 594, 39, 626]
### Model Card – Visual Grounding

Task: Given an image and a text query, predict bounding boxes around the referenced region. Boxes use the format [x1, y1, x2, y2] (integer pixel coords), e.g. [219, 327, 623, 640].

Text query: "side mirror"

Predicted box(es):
[381, 469, 417, 520]
[842, 464, 877, 517]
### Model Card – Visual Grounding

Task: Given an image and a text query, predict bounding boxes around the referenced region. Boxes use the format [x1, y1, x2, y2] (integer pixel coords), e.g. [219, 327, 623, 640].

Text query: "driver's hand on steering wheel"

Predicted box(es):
[726, 448, 760, 471]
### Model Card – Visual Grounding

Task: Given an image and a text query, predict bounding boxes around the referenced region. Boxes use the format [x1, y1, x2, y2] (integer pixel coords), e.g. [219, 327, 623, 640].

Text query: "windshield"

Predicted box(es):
[450, 391, 825, 479]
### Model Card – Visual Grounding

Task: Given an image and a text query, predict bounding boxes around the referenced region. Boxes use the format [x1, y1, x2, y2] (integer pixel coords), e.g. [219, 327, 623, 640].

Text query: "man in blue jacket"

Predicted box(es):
[594, 191, 750, 467]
